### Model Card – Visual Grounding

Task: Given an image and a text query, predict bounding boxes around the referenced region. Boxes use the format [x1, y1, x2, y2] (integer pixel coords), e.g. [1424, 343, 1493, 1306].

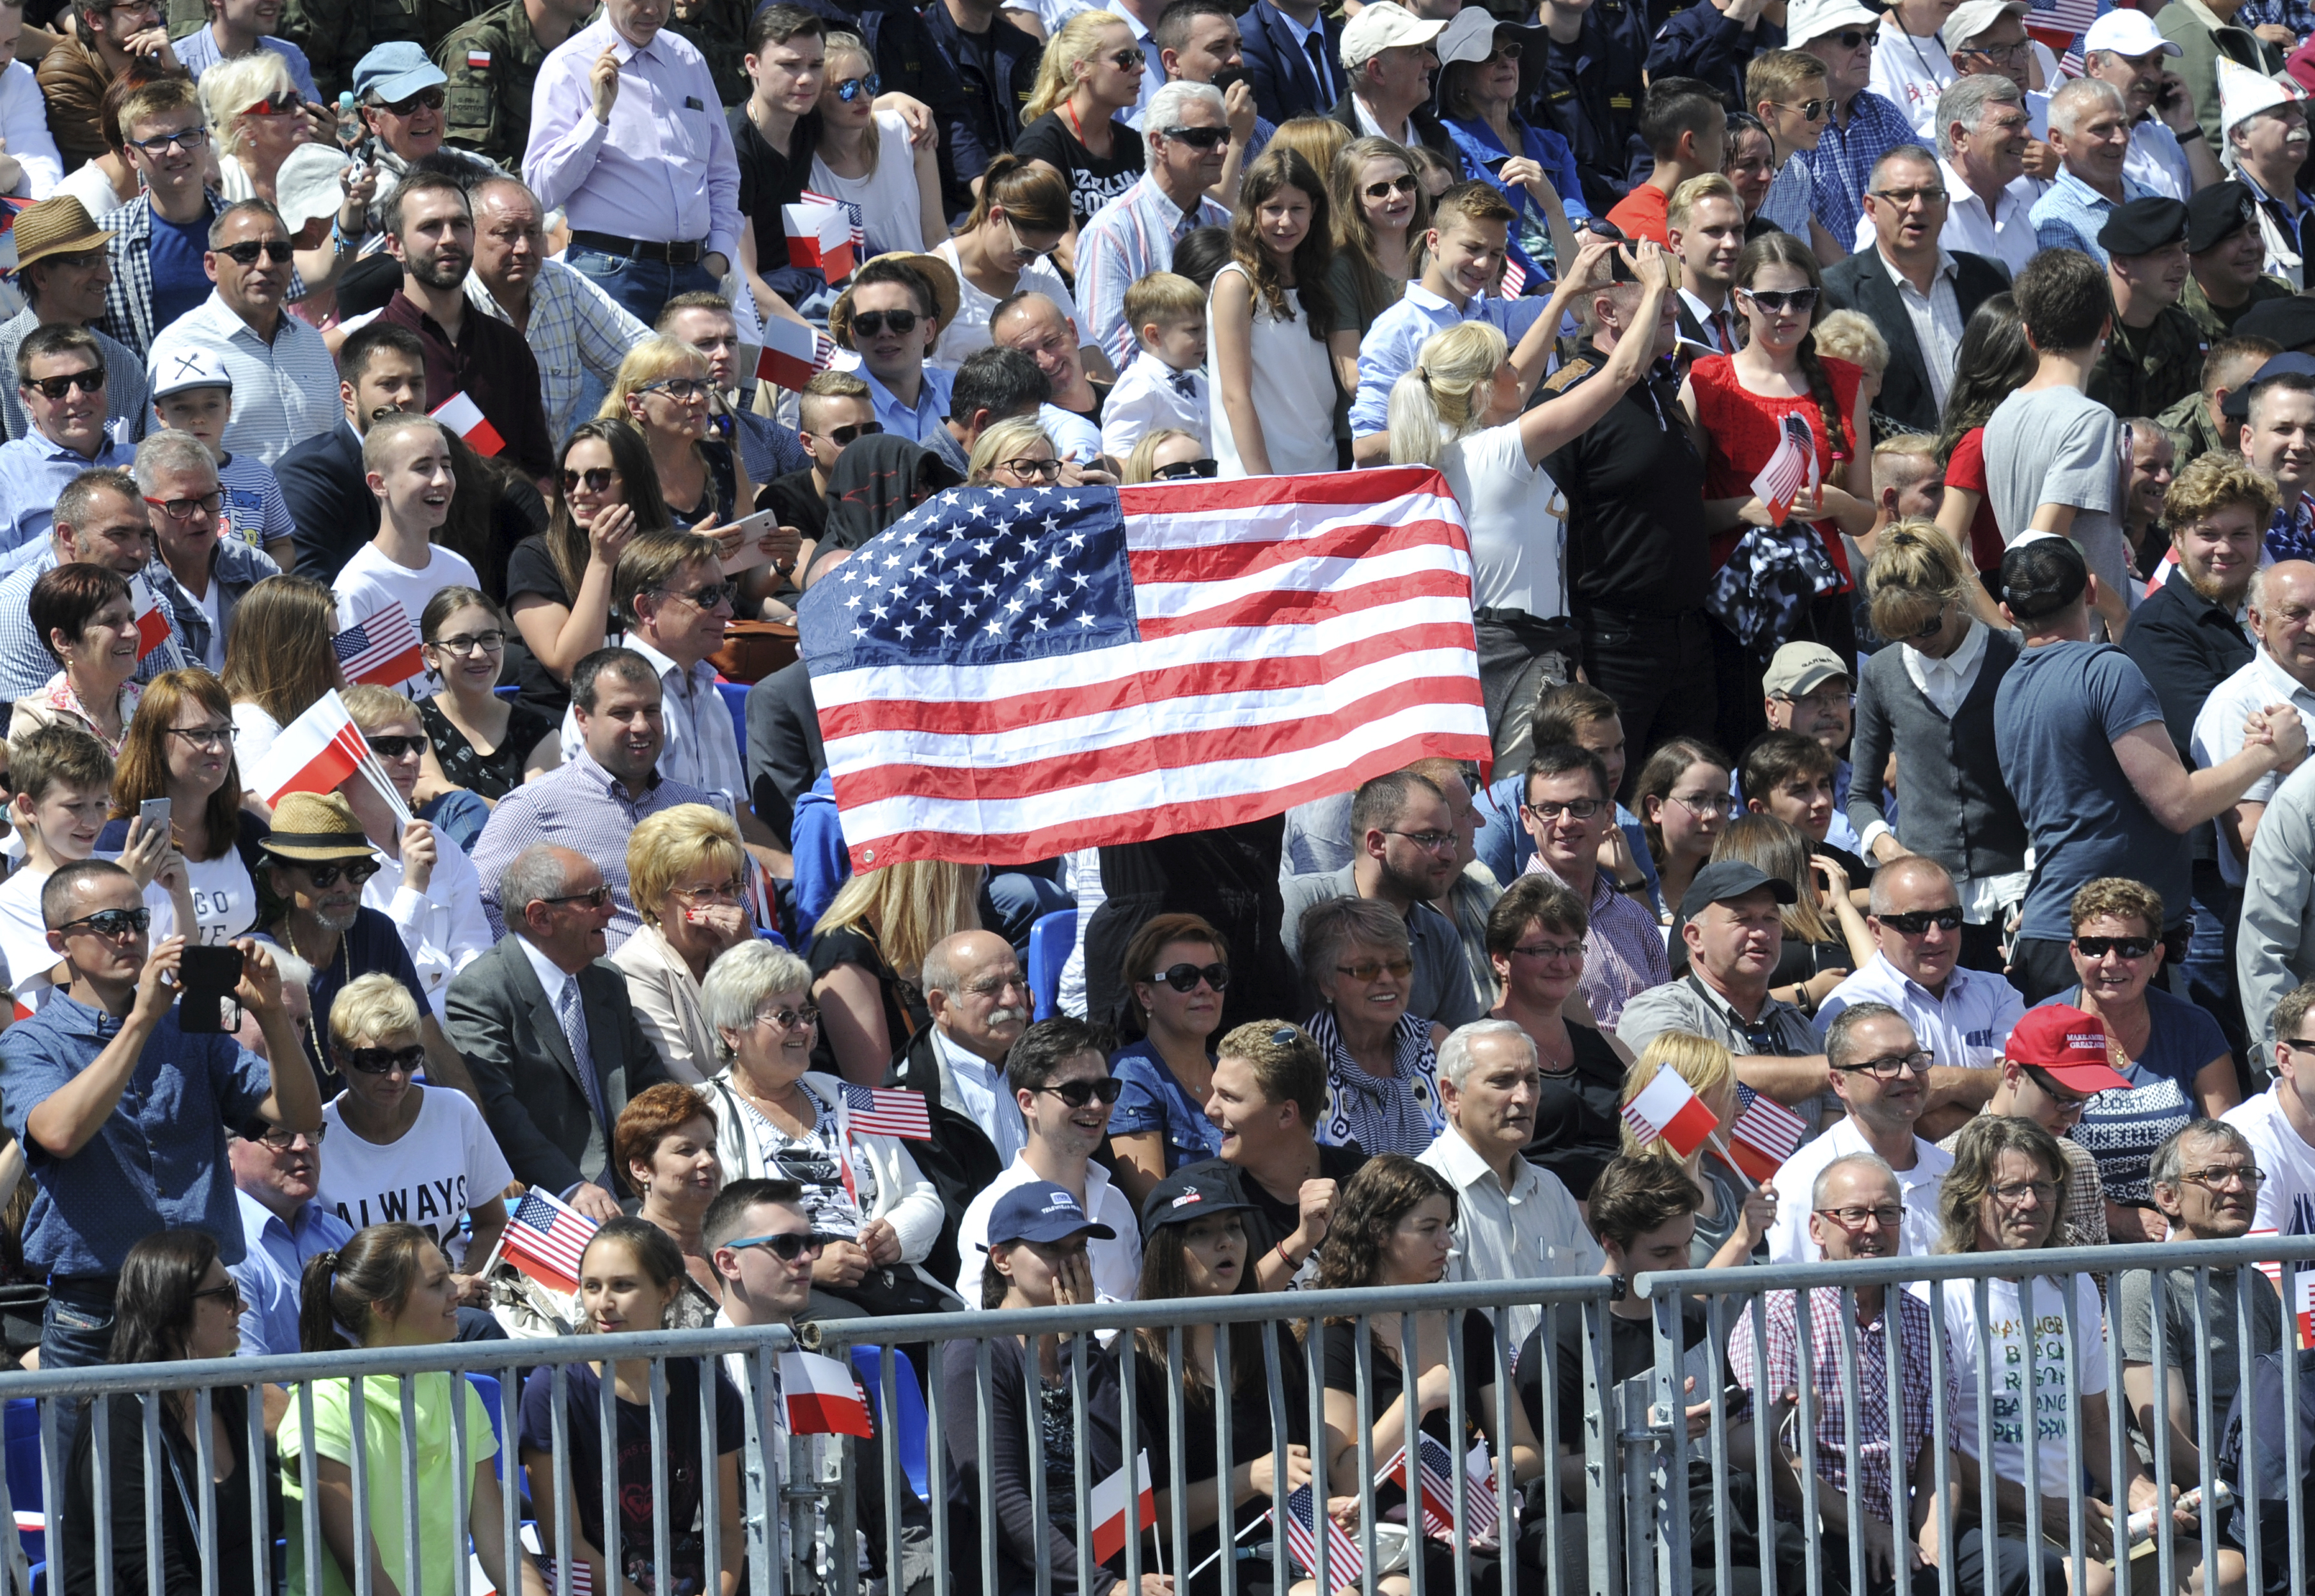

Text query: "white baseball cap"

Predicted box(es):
[1340, 1, 1447, 73]
[2081, 9, 2181, 58]
[1785, 0, 1880, 49]
[1940, 0, 2030, 56]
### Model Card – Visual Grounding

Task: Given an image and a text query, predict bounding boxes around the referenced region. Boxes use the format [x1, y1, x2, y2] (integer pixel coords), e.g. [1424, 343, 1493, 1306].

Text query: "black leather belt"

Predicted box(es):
[569, 229, 706, 265]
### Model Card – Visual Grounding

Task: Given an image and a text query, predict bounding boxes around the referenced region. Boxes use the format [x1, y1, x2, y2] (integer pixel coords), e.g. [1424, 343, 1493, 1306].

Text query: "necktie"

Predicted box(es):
[1304, 31, 1332, 107]
[555, 976, 608, 1132]
[1713, 309, 1737, 353]
[1167, 366, 1198, 398]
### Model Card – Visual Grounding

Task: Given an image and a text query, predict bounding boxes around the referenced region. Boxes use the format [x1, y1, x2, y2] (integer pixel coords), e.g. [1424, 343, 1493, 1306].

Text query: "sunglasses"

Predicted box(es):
[726, 1232, 832, 1261]
[1826, 28, 1874, 49]
[1148, 962, 1229, 993]
[560, 466, 618, 494]
[542, 883, 615, 910]
[342, 1044, 425, 1076]
[243, 95, 301, 116]
[851, 308, 920, 337]
[1151, 458, 1220, 480]
[813, 420, 883, 446]
[216, 239, 294, 267]
[640, 377, 710, 402]
[1487, 39, 1523, 61]
[1337, 956, 1415, 982]
[753, 1003, 822, 1029]
[379, 86, 446, 114]
[1036, 1077, 1124, 1107]
[288, 859, 381, 889]
[657, 581, 735, 609]
[1879, 907, 1963, 935]
[192, 1281, 244, 1308]
[1740, 286, 1820, 314]
[1108, 46, 1147, 69]
[24, 368, 104, 400]
[366, 735, 426, 758]
[1159, 123, 1230, 149]
[2075, 935, 2154, 959]
[56, 907, 149, 938]
[1362, 173, 1420, 200]
[1777, 98, 1832, 122]
[831, 72, 881, 100]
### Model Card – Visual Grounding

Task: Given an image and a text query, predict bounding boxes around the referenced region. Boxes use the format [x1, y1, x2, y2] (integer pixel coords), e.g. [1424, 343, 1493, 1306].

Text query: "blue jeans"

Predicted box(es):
[563, 245, 718, 329]
[985, 872, 1071, 953]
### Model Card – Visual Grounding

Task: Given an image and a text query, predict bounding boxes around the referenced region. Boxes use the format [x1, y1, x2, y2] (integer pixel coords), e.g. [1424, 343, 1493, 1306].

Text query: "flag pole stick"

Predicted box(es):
[356, 749, 415, 827]
[1182, 1513, 1273, 1584]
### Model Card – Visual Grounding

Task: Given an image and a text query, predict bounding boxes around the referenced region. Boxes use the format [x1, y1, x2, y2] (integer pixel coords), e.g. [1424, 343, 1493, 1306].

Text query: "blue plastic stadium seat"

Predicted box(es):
[1026, 909, 1076, 1021]
[847, 1345, 930, 1502]
[6, 1396, 42, 1568]
[465, 1372, 508, 1481]
[718, 681, 748, 760]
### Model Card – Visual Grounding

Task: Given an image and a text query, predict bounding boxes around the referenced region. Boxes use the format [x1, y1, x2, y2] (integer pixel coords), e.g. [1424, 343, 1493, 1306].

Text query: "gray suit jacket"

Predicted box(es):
[2238, 756, 2315, 1055]
[444, 934, 673, 1199]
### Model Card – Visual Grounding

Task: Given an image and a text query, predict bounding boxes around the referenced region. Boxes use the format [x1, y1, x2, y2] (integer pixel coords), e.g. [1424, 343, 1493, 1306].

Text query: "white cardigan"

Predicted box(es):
[703, 1068, 953, 1297]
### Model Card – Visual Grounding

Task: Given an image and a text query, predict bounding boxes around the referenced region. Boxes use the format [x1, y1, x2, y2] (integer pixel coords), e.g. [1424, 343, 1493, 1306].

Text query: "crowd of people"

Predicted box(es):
[0, 0, 2303, 1591]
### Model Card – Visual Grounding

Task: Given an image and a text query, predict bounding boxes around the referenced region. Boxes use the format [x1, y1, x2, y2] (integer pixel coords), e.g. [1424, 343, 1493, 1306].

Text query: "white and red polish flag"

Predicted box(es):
[244, 691, 374, 804]
[431, 391, 505, 457]
[783, 198, 856, 281]
[1089, 1451, 1156, 1562]
[1621, 1069, 1722, 1159]
[778, 1349, 875, 1437]
[129, 573, 175, 661]
[755, 317, 836, 391]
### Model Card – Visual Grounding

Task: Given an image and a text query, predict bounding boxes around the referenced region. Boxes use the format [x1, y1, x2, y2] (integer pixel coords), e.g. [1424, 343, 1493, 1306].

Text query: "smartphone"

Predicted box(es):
[137, 796, 170, 841]
[719, 506, 787, 575]
[1210, 64, 1252, 95]
[177, 944, 242, 1034]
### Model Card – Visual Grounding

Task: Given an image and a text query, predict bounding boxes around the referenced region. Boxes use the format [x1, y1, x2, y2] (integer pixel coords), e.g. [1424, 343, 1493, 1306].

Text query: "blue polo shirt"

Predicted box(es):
[228, 1186, 354, 1356]
[859, 364, 955, 444]
[0, 990, 273, 1278]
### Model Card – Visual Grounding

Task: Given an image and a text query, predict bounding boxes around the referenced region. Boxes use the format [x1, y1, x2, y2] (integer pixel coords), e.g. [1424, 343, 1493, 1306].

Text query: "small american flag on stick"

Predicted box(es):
[837, 1084, 932, 1140]
[333, 601, 424, 687]
[1751, 412, 1817, 526]
[1724, 1083, 1809, 1183]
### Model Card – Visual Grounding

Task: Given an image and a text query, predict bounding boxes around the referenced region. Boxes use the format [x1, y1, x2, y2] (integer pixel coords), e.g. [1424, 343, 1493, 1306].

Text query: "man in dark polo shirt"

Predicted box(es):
[1542, 251, 1718, 779]
[373, 168, 553, 481]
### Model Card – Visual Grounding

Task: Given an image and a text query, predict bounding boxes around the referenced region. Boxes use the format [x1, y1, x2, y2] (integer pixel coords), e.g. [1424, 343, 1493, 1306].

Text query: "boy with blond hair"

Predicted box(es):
[1748, 50, 1848, 262]
[1100, 272, 1211, 459]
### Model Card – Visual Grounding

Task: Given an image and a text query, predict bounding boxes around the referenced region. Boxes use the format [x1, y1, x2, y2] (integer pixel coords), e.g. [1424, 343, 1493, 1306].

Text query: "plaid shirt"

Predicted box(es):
[1729, 1285, 1954, 1526]
[1521, 856, 1669, 1028]
[465, 256, 650, 442]
[548, 634, 748, 819]
[97, 193, 307, 361]
[1074, 175, 1231, 373]
[2234, 0, 2315, 38]
[2030, 168, 2154, 266]
[1801, 90, 1917, 251]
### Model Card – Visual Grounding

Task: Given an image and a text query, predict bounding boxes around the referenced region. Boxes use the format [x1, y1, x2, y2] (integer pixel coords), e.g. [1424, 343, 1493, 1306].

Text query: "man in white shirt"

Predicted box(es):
[333, 412, 480, 696]
[950, 1015, 1142, 1304]
[2224, 978, 2315, 1235]
[2195, 559, 2315, 886]
[1416, 1021, 1602, 1346]
[2082, 10, 2223, 201]
[1922, 72, 2040, 274]
[1818, 857, 2020, 1091]
[1767, 1001, 1955, 1262]
[1334, 1, 1445, 152]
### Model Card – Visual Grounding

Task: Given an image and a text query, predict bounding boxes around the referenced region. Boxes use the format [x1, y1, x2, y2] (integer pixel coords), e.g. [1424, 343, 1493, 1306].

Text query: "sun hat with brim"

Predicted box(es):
[258, 792, 379, 864]
[1431, 6, 1548, 111]
[1785, 0, 1879, 49]
[275, 143, 353, 236]
[9, 198, 114, 277]
[829, 251, 964, 350]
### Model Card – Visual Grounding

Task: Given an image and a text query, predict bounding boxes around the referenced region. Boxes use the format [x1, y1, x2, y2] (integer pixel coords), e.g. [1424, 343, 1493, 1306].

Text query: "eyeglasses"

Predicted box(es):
[126, 126, 209, 156]
[252, 1122, 326, 1151]
[1150, 458, 1219, 480]
[1511, 939, 1585, 962]
[1814, 1204, 1905, 1229]
[657, 581, 735, 611]
[1521, 799, 1603, 822]
[640, 377, 711, 403]
[1382, 828, 1457, 852]
[166, 723, 237, 749]
[2283, 1036, 2315, 1054]
[812, 421, 882, 446]
[2074, 935, 2154, 960]
[342, 1044, 425, 1076]
[1871, 185, 1947, 208]
[1336, 956, 1415, 982]
[143, 491, 222, 521]
[41, 249, 106, 272]
[1956, 40, 2031, 62]
[366, 735, 426, 759]
[1035, 1077, 1124, 1107]
[1159, 123, 1230, 149]
[24, 367, 104, 400]
[1362, 173, 1420, 200]
[1775, 98, 1832, 122]
[831, 72, 881, 100]
[288, 859, 381, 889]
[752, 1003, 822, 1030]
[998, 457, 1064, 482]
[1835, 1050, 1933, 1079]
[1739, 286, 1821, 315]
[1147, 961, 1229, 992]
[242, 95, 301, 117]
[851, 308, 920, 337]
[1487, 39, 1523, 61]
[2176, 1164, 2265, 1190]
[726, 1232, 831, 1261]
[1879, 907, 1963, 935]
[1107, 46, 1147, 70]
[191, 1281, 244, 1308]
[1666, 790, 1734, 820]
[2017, 1066, 2096, 1113]
[542, 884, 615, 910]
[378, 86, 446, 114]
[1988, 1179, 2060, 1206]
[560, 467, 618, 494]
[1826, 28, 1874, 48]
[428, 630, 505, 656]
[670, 878, 747, 905]
[56, 906, 150, 938]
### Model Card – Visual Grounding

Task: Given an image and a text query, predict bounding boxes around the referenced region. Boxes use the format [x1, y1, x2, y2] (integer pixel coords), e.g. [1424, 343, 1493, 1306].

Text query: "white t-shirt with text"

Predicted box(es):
[317, 1084, 514, 1264]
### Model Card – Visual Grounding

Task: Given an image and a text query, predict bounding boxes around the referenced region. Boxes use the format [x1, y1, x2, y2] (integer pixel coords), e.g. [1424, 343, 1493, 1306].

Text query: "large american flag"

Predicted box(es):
[797, 471, 1490, 870]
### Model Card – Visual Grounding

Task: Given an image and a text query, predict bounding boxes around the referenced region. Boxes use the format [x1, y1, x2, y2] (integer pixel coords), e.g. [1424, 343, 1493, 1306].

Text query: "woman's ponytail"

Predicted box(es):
[1385, 320, 1509, 468]
[297, 1249, 349, 1354]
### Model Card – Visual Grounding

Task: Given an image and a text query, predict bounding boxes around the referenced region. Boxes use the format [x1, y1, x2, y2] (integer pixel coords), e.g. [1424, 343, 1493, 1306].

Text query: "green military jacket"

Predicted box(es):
[2088, 304, 2208, 423]
[437, 0, 561, 169]
[2158, 385, 2234, 469]
[2179, 270, 2293, 342]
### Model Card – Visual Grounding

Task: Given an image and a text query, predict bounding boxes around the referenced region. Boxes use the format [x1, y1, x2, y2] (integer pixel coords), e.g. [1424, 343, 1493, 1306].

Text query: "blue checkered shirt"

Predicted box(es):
[2234, 0, 2315, 38]
[0, 547, 195, 700]
[465, 256, 651, 443]
[2030, 167, 2154, 265]
[97, 192, 308, 361]
[1801, 90, 1919, 249]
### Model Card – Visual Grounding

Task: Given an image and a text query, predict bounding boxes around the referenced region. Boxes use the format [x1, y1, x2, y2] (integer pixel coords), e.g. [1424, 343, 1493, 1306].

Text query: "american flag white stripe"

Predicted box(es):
[840, 1084, 933, 1139]
[335, 601, 420, 684]
[1732, 1083, 1808, 1162]
[1751, 413, 1817, 524]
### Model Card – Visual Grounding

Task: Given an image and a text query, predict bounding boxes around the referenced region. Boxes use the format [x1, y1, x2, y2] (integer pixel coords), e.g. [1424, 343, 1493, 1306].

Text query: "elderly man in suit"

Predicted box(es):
[1823, 143, 2011, 436]
[445, 842, 673, 1222]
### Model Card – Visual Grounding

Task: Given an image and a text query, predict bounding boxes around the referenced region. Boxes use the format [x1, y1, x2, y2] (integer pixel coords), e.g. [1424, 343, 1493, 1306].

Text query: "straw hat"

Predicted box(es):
[829, 250, 963, 348]
[10, 198, 114, 276]
[258, 792, 378, 864]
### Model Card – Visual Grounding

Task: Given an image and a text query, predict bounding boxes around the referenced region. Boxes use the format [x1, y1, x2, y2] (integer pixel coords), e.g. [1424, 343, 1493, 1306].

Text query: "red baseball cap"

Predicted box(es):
[2005, 1006, 2131, 1093]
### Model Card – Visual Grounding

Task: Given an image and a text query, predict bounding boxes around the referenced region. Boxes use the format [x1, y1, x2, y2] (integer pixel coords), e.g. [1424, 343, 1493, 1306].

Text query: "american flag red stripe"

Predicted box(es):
[1377, 1436, 1500, 1537]
[501, 1189, 598, 1294]
[1727, 1083, 1809, 1183]
[1751, 412, 1817, 526]
[334, 601, 425, 686]
[840, 1084, 933, 1139]
[799, 470, 1490, 870]
[1278, 1484, 1362, 1584]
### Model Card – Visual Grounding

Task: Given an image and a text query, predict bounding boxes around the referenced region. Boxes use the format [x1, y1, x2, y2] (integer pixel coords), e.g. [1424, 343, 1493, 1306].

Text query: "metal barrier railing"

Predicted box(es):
[0, 1242, 2308, 1596]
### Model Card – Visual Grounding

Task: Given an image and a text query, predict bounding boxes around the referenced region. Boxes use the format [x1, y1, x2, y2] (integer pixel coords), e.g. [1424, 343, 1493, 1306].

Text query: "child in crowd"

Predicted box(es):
[1606, 77, 1728, 247]
[334, 414, 482, 698]
[0, 723, 187, 1013]
[1745, 51, 1845, 262]
[149, 350, 297, 570]
[1099, 272, 1211, 460]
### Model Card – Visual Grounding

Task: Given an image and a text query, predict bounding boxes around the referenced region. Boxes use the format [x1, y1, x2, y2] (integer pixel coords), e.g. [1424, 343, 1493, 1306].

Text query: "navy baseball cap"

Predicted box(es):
[1138, 1164, 1257, 1239]
[987, 1181, 1117, 1248]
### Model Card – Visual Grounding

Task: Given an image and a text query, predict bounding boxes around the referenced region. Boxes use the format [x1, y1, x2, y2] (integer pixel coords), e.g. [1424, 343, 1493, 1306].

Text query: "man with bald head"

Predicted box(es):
[884, 927, 1030, 1284]
[2194, 559, 2315, 888]
[987, 291, 1107, 462]
[445, 841, 673, 1221]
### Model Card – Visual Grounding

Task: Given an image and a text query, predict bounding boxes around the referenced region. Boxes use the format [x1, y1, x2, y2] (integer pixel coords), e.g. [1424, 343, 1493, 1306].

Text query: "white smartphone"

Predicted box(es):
[719, 506, 787, 575]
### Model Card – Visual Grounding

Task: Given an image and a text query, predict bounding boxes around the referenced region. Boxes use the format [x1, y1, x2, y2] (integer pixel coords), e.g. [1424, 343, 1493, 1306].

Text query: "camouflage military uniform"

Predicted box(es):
[369, 0, 482, 53]
[2179, 270, 2293, 342]
[437, 0, 554, 169]
[272, 0, 372, 100]
[2158, 385, 2234, 470]
[2088, 304, 2208, 422]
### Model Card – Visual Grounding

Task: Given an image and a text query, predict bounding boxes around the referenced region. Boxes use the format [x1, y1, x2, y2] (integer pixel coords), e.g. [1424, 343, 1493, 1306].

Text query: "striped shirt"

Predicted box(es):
[2029, 168, 2154, 266]
[146, 292, 338, 466]
[1307, 1007, 1445, 1157]
[465, 256, 651, 443]
[1074, 175, 1231, 373]
[1519, 856, 1670, 1029]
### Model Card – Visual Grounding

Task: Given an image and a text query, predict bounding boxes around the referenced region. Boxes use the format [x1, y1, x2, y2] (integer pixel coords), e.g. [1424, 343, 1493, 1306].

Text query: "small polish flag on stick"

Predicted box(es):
[1621, 1069, 1722, 1159]
[800, 189, 866, 251]
[129, 572, 180, 665]
[2248, 1231, 2315, 1347]
[431, 391, 505, 457]
[1751, 411, 1818, 527]
[244, 691, 373, 804]
[755, 317, 836, 391]
[782, 199, 856, 281]
[1089, 1451, 1156, 1563]
[778, 1349, 875, 1437]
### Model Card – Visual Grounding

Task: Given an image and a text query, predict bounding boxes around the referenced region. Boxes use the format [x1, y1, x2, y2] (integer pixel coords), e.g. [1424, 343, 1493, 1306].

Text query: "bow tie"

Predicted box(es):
[1167, 367, 1198, 398]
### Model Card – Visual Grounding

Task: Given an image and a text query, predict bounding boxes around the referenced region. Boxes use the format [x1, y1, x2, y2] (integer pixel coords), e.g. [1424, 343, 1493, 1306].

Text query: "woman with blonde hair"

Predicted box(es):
[1211, 147, 1338, 477]
[933, 155, 1077, 368]
[809, 859, 982, 1084]
[1014, 11, 1148, 272]
[1619, 1031, 1776, 1268]
[966, 416, 1063, 488]
[810, 32, 944, 258]
[615, 804, 757, 1084]
[201, 52, 308, 205]
[223, 574, 343, 773]
[600, 336, 744, 537]
[1122, 428, 1211, 484]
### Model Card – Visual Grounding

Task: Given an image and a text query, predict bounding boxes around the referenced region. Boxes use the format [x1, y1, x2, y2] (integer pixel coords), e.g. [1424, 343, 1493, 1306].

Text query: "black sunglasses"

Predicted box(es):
[657, 581, 735, 610]
[216, 239, 294, 267]
[1035, 1078, 1124, 1107]
[341, 1044, 425, 1076]
[1150, 458, 1220, 480]
[1159, 123, 1230, 149]
[279, 858, 381, 889]
[1740, 286, 1819, 314]
[817, 420, 883, 446]
[1878, 907, 1963, 935]
[560, 466, 618, 494]
[379, 86, 446, 114]
[2075, 935, 2154, 959]
[726, 1232, 833, 1261]
[1362, 173, 1420, 200]
[542, 884, 615, 910]
[366, 735, 426, 758]
[1147, 961, 1229, 993]
[851, 308, 919, 337]
[22, 367, 103, 400]
[56, 906, 149, 938]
